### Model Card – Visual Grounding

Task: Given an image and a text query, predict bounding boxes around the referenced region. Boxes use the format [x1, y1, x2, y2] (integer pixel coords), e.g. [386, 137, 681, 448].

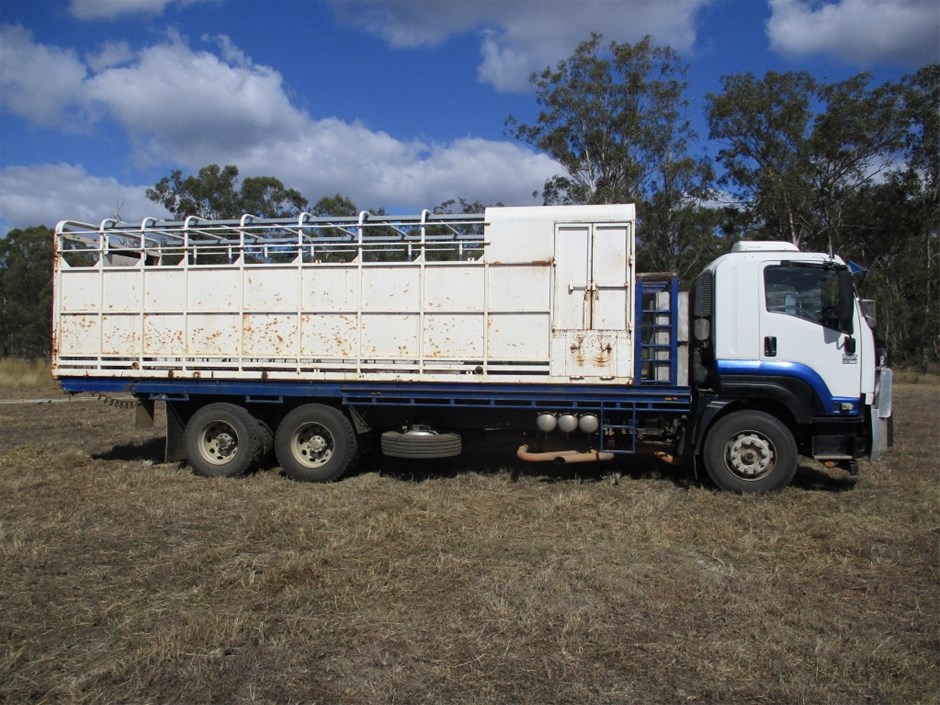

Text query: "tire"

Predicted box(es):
[184, 403, 261, 478]
[381, 430, 462, 458]
[275, 404, 357, 482]
[702, 410, 798, 493]
[256, 418, 275, 466]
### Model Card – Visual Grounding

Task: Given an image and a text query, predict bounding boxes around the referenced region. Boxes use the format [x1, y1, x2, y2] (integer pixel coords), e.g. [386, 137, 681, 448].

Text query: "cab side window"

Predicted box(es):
[764, 265, 841, 330]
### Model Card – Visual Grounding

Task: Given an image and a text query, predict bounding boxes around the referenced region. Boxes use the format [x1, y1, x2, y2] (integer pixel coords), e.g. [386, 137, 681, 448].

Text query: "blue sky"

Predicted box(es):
[1, 0, 937, 233]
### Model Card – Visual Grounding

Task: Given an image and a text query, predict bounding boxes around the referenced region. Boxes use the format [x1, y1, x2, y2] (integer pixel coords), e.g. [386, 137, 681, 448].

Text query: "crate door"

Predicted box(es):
[551, 223, 631, 379]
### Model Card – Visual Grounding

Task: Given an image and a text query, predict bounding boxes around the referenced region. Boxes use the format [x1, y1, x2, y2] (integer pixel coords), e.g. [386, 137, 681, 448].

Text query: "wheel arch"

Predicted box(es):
[693, 395, 804, 457]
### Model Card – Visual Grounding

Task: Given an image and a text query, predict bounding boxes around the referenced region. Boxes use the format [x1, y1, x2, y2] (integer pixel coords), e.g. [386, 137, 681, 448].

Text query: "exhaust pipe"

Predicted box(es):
[516, 444, 614, 464]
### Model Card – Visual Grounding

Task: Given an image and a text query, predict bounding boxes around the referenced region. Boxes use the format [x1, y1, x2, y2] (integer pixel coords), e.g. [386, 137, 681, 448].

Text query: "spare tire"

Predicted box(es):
[381, 429, 462, 459]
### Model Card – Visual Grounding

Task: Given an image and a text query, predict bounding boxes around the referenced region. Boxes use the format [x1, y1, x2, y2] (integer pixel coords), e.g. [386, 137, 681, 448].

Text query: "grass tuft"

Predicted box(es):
[0, 357, 52, 389]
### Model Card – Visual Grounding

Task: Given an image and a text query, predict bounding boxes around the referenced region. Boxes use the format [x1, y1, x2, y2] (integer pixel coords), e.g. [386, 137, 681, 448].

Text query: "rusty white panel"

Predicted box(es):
[59, 314, 100, 354]
[558, 330, 630, 378]
[487, 313, 550, 360]
[592, 224, 629, 329]
[360, 314, 419, 358]
[143, 314, 184, 355]
[102, 314, 141, 355]
[487, 265, 551, 312]
[144, 269, 186, 312]
[361, 267, 419, 312]
[188, 270, 240, 311]
[59, 270, 101, 312]
[100, 270, 141, 313]
[188, 313, 239, 355]
[553, 224, 591, 329]
[303, 267, 359, 312]
[424, 266, 484, 312]
[485, 204, 635, 263]
[550, 335, 568, 377]
[300, 313, 357, 358]
[245, 268, 298, 312]
[423, 313, 484, 358]
[242, 313, 298, 356]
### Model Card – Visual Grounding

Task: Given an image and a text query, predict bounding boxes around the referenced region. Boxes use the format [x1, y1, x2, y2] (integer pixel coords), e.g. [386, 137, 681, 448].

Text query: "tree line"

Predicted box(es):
[1, 34, 936, 367]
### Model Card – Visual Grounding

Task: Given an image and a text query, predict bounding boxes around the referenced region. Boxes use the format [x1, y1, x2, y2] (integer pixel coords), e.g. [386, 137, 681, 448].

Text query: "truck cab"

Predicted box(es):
[690, 241, 893, 491]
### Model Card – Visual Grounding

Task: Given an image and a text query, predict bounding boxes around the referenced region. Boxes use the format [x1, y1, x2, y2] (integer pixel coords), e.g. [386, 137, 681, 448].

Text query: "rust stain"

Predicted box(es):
[592, 346, 613, 367]
[569, 335, 585, 367]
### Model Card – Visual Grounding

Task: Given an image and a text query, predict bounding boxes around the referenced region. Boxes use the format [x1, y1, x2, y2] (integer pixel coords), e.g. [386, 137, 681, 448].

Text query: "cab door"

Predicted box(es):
[759, 262, 861, 411]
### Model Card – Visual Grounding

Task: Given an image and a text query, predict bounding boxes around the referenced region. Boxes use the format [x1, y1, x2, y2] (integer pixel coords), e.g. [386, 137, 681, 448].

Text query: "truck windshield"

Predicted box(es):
[764, 264, 843, 330]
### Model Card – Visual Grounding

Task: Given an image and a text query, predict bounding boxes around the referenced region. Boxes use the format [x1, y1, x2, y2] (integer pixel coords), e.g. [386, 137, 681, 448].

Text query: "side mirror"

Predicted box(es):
[838, 268, 855, 335]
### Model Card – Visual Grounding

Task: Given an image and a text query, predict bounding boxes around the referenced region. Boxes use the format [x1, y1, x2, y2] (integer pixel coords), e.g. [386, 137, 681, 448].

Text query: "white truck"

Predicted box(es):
[52, 204, 893, 492]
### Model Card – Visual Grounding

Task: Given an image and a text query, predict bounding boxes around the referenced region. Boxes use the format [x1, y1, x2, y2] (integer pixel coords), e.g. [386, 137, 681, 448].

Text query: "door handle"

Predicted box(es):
[764, 336, 777, 357]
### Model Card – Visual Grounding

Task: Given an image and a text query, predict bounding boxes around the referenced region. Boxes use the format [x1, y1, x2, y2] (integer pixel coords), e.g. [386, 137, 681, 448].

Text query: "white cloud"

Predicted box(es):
[767, 0, 940, 66]
[0, 30, 559, 228]
[329, 0, 485, 47]
[0, 26, 87, 127]
[329, 0, 714, 91]
[85, 40, 135, 72]
[242, 131, 559, 209]
[86, 31, 309, 163]
[69, 0, 208, 21]
[0, 164, 170, 231]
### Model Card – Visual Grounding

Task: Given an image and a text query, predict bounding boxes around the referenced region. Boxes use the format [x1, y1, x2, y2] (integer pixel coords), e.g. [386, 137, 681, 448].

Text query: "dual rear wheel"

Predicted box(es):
[184, 403, 262, 478]
[184, 402, 356, 482]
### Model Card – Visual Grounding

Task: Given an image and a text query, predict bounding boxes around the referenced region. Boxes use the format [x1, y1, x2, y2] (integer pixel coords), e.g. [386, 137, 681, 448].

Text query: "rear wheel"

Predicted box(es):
[275, 404, 357, 482]
[184, 403, 261, 478]
[255, 417, 275, 466]
[702, 411, 798, 493]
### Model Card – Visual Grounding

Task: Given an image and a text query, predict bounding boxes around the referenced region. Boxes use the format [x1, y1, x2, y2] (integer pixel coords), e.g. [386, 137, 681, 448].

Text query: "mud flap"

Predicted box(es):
[870, 368, 894, 461]
[164, 402, 186, 463]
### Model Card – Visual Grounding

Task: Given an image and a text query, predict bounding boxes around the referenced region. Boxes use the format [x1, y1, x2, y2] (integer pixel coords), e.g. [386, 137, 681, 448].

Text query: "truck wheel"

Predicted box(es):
[702, 411, 798, 493]
[275, 404, 357, 482]
[381, 430, 462, 458]
[256, 418, 275, 466]
[185, 403, 261, 478]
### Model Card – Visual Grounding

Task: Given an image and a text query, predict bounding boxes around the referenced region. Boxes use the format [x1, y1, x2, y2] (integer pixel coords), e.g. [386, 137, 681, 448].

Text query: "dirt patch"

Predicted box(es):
[1, 381, 937, 704]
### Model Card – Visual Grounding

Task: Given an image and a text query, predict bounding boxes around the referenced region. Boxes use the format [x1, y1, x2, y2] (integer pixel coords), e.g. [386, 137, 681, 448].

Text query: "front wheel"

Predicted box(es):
[702, 411, 798, 493]
[184, 403, 262, 478]
[275, 404, 357, 482]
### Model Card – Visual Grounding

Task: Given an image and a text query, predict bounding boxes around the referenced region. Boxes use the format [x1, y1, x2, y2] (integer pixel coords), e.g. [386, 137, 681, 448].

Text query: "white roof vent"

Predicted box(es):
[731, 241, 800, 253]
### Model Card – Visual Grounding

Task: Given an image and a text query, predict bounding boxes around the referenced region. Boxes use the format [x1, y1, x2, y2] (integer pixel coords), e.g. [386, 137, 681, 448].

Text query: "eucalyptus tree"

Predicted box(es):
[706, 71, 908, 252]
[0, 226, 53, 358]
[506, 34, 716, 280]
[146, 164, 308, 219]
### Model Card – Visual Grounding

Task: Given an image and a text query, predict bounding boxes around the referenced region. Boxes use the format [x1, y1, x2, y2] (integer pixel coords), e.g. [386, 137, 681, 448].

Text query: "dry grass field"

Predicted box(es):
[0, 368, 937, 704]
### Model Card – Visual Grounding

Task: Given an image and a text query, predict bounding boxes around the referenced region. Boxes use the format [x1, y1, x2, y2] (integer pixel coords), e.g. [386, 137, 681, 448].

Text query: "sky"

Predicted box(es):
[0, 0, 937, 233]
